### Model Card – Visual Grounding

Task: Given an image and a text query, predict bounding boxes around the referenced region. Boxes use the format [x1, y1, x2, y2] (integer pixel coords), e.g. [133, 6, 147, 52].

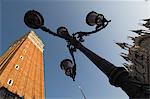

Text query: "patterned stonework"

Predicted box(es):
[117, 19, 150, 85]
[28, 31, 44, 52]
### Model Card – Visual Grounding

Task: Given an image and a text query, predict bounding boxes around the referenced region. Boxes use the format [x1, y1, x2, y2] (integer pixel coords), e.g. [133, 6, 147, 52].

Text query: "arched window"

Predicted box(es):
[20, 56, 24, 60]
[7, 79, 13, 86]
[15, 64, 19, 70]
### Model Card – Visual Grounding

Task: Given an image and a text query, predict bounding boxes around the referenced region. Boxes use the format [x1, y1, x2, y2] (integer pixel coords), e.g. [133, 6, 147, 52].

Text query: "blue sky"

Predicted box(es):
[1, 0, 150, 99]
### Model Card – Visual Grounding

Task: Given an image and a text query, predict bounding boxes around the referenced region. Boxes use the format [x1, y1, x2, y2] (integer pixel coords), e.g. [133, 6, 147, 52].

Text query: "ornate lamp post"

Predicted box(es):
[24, 10, 149, 99]
[24, 10, 110, 81]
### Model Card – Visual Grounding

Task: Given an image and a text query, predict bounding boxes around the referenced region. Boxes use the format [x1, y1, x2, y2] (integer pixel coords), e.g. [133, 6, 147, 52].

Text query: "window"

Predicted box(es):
[24, 50, 27, 53]
[7, 79, 13, 86]
[15, 65, 19, 70]
[23, 48, 27, 53]
[18, 41, 21, 44]
[9, 46, 12, 49]
[20, 56, 24, 60]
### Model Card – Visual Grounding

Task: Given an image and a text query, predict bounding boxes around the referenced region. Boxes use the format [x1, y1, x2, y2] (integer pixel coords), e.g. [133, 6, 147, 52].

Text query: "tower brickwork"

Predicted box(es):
[0, 31, 45, 99]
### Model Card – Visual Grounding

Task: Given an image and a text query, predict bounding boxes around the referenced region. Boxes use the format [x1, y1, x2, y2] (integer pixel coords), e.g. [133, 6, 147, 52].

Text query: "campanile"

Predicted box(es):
[0, 31, 45, 99]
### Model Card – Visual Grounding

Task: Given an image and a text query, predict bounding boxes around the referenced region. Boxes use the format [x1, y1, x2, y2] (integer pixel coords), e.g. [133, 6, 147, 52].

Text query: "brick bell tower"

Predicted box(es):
[0, 31, 45, 99]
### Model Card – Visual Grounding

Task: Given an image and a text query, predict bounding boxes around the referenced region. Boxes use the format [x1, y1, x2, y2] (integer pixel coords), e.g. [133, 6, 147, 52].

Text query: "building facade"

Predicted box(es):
[0, 31, 45, 99]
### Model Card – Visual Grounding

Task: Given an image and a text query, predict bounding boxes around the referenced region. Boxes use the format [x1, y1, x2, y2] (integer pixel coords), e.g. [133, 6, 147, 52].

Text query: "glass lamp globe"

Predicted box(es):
[57, 27, 70, 38]
[24, 10, 44, 29]
[86, 11, 104, 26]
[60, 59, 74, 76]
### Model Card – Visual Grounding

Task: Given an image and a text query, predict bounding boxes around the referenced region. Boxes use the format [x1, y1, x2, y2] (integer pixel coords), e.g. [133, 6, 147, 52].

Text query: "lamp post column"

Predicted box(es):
[70, 38, 149, 99]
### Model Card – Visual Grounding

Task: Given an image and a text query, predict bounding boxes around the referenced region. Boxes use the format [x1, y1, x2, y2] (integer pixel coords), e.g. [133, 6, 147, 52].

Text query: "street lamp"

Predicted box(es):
[24, 9, 110, 81]
[57, 27, 71, 39]
[86, 11, 110, 29]
[60, 59, 76, 81]
[24, 10, 149, 99]
[24, 10, 44, 29]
